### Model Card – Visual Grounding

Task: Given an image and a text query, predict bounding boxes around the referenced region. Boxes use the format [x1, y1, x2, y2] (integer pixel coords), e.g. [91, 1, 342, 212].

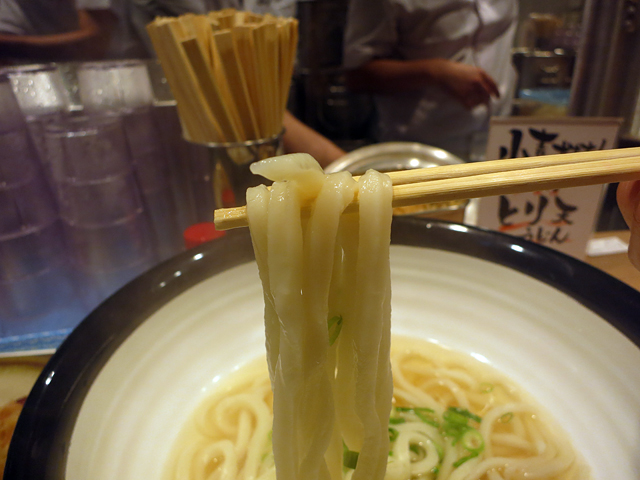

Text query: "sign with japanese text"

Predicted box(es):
[475, 117, 622, 259]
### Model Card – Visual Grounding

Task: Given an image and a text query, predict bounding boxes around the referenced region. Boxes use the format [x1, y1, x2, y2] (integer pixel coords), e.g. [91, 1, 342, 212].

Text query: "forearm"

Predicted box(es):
[346, 57, 500, 109]
[0, 10, 114, 62]
[0, 10, 99, 47]
[345, 58, 449, 94]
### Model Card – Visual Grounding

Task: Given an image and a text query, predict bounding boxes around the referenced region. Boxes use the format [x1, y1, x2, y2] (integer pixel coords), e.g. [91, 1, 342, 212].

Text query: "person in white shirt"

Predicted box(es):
[76, 0, 241, 60]
[241, 0, 295, 18]
[78, 0, 295, 60]
[617, 180, 640, 271]
[343, 0, 518, 161]
[0, 0, 78, 36]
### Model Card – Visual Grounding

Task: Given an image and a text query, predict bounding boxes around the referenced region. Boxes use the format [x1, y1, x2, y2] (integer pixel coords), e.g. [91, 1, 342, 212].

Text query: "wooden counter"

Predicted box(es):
[586, 230, 640, 292]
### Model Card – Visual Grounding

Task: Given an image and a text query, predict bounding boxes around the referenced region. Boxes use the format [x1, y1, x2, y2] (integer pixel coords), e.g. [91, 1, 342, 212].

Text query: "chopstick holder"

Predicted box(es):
[181, 37, 235, 142]
[212, 29, 260, 140]
[147, 9, 298, 144]
[148, 21, 218, 143]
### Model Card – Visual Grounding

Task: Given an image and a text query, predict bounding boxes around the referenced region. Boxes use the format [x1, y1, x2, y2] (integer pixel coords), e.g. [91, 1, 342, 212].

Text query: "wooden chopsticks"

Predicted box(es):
[147, 9, 298, 144]
[213, 147, 640, 230]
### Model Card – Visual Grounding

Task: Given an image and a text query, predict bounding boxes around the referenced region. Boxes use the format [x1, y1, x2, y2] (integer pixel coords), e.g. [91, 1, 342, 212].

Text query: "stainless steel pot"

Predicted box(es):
[325, 142, 469, 222]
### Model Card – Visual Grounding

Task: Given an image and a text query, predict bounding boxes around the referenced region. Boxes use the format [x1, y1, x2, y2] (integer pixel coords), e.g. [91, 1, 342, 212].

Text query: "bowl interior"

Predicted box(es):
[8, 219, 640, 480]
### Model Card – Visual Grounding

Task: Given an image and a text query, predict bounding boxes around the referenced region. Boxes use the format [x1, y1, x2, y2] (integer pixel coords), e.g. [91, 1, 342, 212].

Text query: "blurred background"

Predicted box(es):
[1, 0, 639, 345]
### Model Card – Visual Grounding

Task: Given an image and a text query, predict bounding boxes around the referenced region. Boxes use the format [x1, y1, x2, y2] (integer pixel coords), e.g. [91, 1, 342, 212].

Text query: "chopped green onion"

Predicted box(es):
[448, 426, 484, 468]
[343, 449, 359, 469]
[443, 410, 469, 428]
[409, 443, 429, 464]
[460, 429, 484, 453]
[414, 409, 440, 428]
[443, 425, 467, 443]
[396, 406, 435, 414]
[389, 428, 399, 443]
[499, 412, 514, 423]
[433, 441, 444, 459]
[441, 407, 484, 450]
[328, 315, 343, 346]
[389, 417, 406, 425]
[445, 407, 482, 424]
[395, 407, 439, 428]
[479, 382, 494, 393]
[453, 451, 480, 468]
[442, 410, 472, 441]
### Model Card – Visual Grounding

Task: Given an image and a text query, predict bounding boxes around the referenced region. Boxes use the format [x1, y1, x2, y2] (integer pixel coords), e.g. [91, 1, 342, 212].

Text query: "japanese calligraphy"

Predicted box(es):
[499, 128, 608, 159]
[481, 117, 621, 258]
[498, 191, 578, 245]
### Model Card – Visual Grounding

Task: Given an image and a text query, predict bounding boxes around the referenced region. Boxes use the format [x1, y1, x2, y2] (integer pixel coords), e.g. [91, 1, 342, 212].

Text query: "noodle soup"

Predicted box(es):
[164, 336, 590, 480]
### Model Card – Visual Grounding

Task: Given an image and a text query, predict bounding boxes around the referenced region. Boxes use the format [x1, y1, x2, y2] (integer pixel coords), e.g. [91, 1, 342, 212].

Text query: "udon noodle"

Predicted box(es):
[246, 154, 394, 480]
[165, 338, 589, 480]
[165, 154, 589, 480]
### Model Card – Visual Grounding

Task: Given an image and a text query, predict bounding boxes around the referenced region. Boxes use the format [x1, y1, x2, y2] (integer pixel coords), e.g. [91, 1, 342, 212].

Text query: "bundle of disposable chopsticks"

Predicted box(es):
[213, 147, 640, 230]
[147, 9, 298, 144]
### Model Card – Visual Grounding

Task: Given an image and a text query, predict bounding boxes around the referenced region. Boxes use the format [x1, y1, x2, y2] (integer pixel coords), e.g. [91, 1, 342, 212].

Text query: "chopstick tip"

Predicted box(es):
[214, 205, 249, 230]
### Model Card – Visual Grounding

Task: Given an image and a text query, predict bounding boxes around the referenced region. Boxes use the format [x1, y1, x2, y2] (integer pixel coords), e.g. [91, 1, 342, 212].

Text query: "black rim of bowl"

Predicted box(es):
[6, 217, 640, 480]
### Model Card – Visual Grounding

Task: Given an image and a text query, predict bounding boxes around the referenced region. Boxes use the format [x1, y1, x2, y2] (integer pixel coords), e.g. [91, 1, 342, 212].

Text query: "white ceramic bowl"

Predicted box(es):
[6, 218, 640, 480]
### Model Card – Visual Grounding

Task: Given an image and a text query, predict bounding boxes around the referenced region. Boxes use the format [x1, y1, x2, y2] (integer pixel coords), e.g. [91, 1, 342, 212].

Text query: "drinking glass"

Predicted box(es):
[5, 64, 71, 163]
[77, 61, 183, 259]
[6, 64, 70, 117]
[43, 114, 158, 308]
[0, 96, 83, 335]
[43, 114, 132, 183]
[0, 73, 29, 134]
[76, 60, 154, 112]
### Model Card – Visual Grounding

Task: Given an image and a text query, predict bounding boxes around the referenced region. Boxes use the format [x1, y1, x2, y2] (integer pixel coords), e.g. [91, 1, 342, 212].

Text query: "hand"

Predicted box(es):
[617, 180, 640, 270]
[429, 59, 500, 110]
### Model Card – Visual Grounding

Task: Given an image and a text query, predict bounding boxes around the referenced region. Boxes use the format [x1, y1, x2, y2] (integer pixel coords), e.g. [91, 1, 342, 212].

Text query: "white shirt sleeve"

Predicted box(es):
[0, 0, 80, 35]
[0, 0, 29, 34]
[75, 0, 112, 9]
[342, 0, 397, 69]
[242, 0, 296, 18]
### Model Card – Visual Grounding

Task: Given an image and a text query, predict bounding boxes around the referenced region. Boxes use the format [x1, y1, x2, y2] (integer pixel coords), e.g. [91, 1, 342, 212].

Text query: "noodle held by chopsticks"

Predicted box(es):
[165, 153, 592, 480]
[246, 154, 394, 480]
[147, 9, 298, 144]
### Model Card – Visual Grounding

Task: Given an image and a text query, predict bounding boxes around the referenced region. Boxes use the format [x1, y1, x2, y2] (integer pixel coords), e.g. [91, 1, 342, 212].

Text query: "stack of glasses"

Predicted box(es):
[0, 60, 206, 341]
[0, 75, 84, 337]
[43, 114, 158, 308]
[6, 65, 71, 166]
[77, 60, 183, 260]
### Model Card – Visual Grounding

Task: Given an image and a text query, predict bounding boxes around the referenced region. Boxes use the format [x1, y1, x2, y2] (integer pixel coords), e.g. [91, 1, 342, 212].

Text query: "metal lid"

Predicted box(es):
[324, 141, 464, 175]
[325, 141, 467, 219]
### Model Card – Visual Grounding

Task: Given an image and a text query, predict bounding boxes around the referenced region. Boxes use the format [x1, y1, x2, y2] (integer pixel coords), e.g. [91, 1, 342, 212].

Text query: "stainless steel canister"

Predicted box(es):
[325, 142, 469, 222]
[185, 133, 284, 222]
